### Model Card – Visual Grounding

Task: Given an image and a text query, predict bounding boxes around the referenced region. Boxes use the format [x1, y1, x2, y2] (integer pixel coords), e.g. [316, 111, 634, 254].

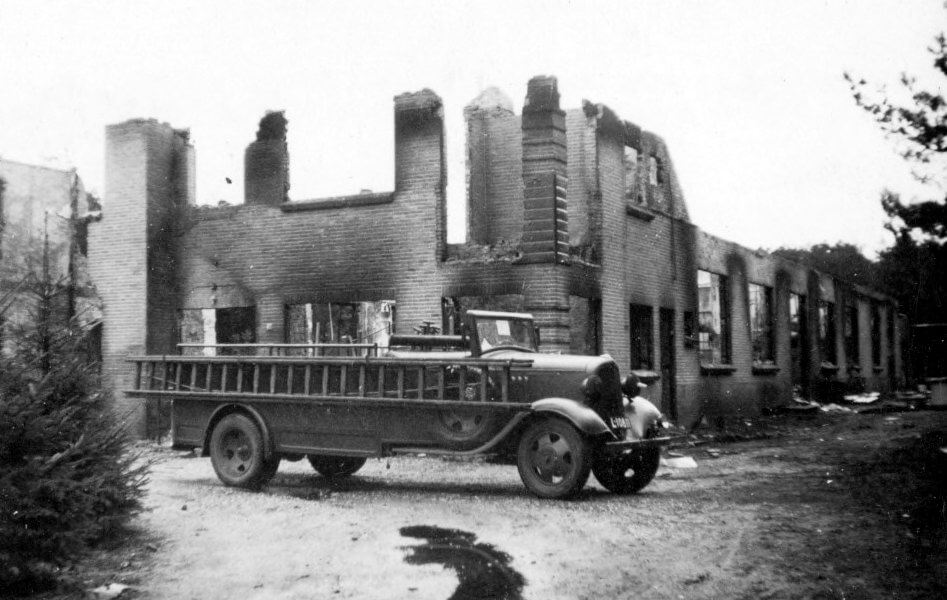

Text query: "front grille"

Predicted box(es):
[593, 361, 624, 419]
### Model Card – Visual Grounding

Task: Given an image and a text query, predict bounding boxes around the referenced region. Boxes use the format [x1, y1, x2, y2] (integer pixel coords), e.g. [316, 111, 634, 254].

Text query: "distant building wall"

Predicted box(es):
[0, 159, 99, 356]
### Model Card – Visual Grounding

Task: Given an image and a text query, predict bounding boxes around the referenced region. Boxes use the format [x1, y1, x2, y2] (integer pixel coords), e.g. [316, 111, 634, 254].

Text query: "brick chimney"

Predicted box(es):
[89, 119, 192, 436]
[464, 87, 518, 245]
[394, 89, 446, 260]
[520, 76, 571, 352]
[520, 75, 568, 264]
[245, 111, 289, 206]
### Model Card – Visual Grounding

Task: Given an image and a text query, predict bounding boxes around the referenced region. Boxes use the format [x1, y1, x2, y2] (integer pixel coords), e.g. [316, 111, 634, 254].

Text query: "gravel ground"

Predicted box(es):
[48, 409, 947, 599]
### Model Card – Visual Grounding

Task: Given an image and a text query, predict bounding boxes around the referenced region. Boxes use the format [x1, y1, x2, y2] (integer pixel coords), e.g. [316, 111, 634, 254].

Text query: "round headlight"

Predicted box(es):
[581, 375, 602, 401]
[621, 374, 642, 397]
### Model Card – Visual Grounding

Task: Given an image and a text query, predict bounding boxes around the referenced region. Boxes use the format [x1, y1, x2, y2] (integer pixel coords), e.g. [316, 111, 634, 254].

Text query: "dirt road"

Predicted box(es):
[73, 409, 947, 600]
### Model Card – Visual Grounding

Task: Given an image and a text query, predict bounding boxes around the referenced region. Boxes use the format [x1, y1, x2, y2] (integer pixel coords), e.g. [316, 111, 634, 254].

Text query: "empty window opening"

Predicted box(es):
[789, 293, 808, 392]
[844, 301, 859, 367]
[819, 300, 837, 364]
[178, 306, 256, 356]
[629, 304, 654, 370]
[683, 310, 697, 348]
[624, 146, 639, 202]
[871, 303, 882, 367]
[698, 270, 731, 364]
[286, 301, 395, 349]
[749, 283, 774, 364]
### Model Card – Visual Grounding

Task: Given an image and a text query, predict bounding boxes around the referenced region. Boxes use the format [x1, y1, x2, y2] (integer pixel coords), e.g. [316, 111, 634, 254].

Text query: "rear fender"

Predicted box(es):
[626, 396, 663, 440]
[531, 398, 611, 436]
[202, 403, 275, 459]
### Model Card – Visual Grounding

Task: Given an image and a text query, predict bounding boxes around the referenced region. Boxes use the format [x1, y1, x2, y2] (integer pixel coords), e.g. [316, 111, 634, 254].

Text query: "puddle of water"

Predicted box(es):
[400, 525, 526, 600]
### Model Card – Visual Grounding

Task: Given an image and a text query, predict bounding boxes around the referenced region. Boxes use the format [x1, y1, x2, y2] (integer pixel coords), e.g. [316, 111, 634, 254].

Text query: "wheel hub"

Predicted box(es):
[532, 435, 572, 481]
[222, 431, 252, 473]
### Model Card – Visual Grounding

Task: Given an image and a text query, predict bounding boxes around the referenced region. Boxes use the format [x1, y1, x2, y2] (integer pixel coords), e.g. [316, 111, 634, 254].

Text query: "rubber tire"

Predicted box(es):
[516, 418, 591, 499]
[592, 446, 661, 495]
[432, 370, 502, 449]
[307, 455, 368, 478]
[260, 455, 281, 484]
[209, 413, 269, 489]
[432, 409, 500, 450]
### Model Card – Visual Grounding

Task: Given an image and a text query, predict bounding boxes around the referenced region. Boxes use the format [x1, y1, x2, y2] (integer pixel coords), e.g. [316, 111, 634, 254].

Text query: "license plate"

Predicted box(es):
[609, 416, 630, 429]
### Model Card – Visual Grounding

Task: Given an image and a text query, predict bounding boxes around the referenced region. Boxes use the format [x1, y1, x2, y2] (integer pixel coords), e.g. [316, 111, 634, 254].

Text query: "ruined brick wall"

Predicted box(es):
[695, 230, 900, 416]
[640, 133, 689, 221]
[0, 161, 74, 238]
[245, 112, 289, 207]
[465, 95, 524, 245]
[88, 120, 193, 436]
[695, 232, 805, 418]
[565, 110, 595, 259]
[178, 91, 447, 346]
[88, 122, 152, 436]
[584, 109, 700, 424]
[145, 128, 192, 356]
[0, 160, 77, 274]
[0, 162, 72, 357]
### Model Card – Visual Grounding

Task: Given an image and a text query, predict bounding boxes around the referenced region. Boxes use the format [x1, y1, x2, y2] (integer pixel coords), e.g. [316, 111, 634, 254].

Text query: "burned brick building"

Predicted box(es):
[0, 159, 101, 352]
[88, 76, 904, 436]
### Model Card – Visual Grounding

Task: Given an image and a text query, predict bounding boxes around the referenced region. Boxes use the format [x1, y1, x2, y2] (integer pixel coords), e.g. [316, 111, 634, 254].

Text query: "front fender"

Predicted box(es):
[531, 397, 611, 436]
[626, 396, 663, 440]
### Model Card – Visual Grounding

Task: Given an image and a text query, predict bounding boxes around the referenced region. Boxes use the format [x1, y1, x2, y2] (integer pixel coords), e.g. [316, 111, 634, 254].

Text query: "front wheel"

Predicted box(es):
[592, 447, 661, 494]
[209, 413, 271, 489]
[516, 418, 591, 499]
[307, 455, 367, 478]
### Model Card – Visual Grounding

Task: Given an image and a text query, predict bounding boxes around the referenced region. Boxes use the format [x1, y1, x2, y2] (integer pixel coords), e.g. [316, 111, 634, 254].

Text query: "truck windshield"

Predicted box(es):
[475, 317, 538, 352]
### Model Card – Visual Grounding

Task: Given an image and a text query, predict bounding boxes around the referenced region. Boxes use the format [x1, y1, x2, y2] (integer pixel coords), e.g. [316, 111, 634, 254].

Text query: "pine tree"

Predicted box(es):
[0, 236, 148, 594]
[846, 31, 947, 326]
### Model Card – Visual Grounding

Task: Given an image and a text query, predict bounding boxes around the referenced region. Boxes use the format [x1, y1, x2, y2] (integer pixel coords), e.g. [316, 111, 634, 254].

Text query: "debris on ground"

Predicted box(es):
[89, 583, 133, 598]
[897, 391, 930, 403]
[843, 391, 881, 404]
[779, 401, 821, 413]
[661, 456, 698, 469]
[857, 399, 918, 414]
[792, 393, 810, 405]
[821, 403, 856, 414]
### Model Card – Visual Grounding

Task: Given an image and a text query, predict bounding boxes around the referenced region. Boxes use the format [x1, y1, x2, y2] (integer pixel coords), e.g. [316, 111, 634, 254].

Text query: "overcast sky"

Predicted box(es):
[1, 0, 943, 256]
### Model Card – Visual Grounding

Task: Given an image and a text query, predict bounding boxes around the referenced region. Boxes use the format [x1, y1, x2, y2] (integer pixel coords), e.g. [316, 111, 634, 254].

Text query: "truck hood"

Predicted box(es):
[386, 347, 614, 376]
[482, 350, 613, 374]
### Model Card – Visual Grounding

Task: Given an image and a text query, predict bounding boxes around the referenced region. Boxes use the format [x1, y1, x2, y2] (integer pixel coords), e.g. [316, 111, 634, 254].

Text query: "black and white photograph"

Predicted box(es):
[2, 1, 946, 598]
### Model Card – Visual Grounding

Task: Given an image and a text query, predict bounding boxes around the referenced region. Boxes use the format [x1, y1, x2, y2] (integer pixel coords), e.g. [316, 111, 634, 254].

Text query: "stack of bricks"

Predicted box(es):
[520, 76, 569, 265]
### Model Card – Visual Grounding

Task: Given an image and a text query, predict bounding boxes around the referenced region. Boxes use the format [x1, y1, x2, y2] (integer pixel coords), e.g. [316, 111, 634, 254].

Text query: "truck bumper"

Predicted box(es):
[600, 436, 671, 456]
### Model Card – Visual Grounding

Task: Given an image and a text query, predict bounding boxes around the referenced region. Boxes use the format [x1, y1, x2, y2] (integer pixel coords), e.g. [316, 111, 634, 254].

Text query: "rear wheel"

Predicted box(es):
[209, 414, 272, 489]
[261, 455, 281, 483]
[307, 455, 367, 478]
[516, 418, 591, 499]
[433, 409, 499, 449]
[432, 370, 501, 449]
[593, 447, 661, 494]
